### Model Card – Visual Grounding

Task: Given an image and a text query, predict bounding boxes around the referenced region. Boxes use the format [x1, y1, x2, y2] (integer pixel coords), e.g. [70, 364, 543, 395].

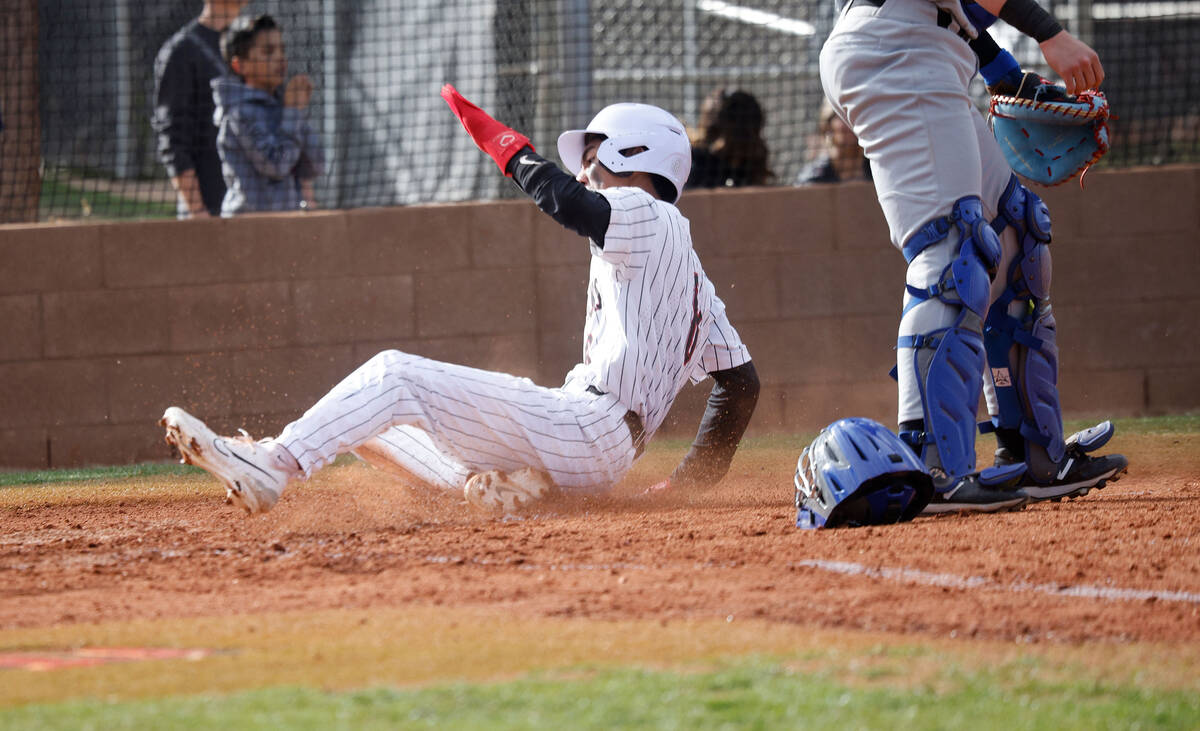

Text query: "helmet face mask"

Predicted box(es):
[795, 418, 934, 529]
[558, 103, 691, 203]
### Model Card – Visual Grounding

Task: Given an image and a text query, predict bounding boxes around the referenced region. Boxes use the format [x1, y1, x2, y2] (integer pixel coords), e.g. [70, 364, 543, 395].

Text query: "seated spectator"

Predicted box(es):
[213, 14, 324, 216]
[796, 99, 871, 185]
[686, 87, 773, 189]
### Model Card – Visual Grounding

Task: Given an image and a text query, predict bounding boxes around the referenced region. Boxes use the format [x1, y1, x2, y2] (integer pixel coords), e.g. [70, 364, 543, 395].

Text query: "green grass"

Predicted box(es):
[39, 175, 175, 221]
[2, 658, 1196, 730]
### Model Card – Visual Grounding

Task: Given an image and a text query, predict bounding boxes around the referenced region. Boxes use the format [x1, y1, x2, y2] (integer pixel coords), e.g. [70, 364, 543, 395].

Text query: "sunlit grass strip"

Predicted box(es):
[2, 657, 1198, 730]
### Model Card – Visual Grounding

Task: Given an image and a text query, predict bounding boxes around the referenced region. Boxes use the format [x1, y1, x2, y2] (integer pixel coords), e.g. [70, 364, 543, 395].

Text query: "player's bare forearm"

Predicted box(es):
[977, 0, 1101, 94]
[668, 361, 759, 489]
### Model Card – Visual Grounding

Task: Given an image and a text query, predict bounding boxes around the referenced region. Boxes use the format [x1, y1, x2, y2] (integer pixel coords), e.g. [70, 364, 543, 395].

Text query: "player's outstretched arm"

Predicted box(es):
[656, 361, 760, 491]
[977, 0, 1103, 94]
[441, 84, 613, 245]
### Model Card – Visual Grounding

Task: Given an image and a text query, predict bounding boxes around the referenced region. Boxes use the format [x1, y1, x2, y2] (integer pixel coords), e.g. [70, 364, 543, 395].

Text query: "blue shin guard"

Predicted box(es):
[899, 196, 1001, 484]
[983, 177, 1065, 482]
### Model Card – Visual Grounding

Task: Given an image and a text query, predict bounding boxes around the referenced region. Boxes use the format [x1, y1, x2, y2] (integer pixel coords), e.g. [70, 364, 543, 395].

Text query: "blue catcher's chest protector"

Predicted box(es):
[982, 175, 1065, 481]
[897, 196, 1001, 484]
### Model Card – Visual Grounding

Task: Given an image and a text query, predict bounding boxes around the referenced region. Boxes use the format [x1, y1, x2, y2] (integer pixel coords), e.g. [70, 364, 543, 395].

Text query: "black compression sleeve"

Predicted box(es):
[669, 361, 760, 489]
[998, 0, 1063, 42]
[968, 29, 1002, 67]
[506, 148, 612, 247]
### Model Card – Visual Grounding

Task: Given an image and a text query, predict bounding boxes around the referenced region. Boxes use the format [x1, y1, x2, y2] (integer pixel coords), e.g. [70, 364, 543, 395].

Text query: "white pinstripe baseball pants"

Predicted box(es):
[276, 350, 638, 493]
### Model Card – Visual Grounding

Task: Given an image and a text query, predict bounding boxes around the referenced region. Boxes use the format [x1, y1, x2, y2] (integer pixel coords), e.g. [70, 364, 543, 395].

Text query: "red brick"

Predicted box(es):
[0, 428, 48, 468]
[463, 199, 535, 269]
[778, 252, 903, 319]
[735, 317, 895, 387]
[1079, 167, 1198, 238]
[782, 381, 897, 432]
[168, 282, 292, 352]
[345, 205, 471, 275]
[293, 276, 415, 346]
[230, 346, 358, 415]
[416, 268, 536, 337]
[832, 181, 890, 251]
[100, 217, 233, 287]
[1057, 302, 1200, 370]
[702, 256, 780, 321]
[533, 213, 589, 266]
[49, 422, 169, 468]
[706, 186, 834, 256]
[0, 223, 102, 294]
[538, 328, 583, 385]
[1037, 183, 1084, 242]
[103, 212, 354, 288]
[1057, 368, 1146, 419]
[378, 333, 542, 381]
[43, 289, 170, 358]
[0, 294, 40, 361]
[743, 385, 787, 435]
[536, 265, 589, 332]
[656, 380, 710, 437]
[107, 353, 236, 423]
[1147, 367, 1200, 414]
[0, 360, 108, 428]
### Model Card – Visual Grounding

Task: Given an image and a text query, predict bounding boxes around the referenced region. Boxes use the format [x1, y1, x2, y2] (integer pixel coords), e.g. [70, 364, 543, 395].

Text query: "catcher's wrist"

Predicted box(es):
[999, 0, 1063, 43]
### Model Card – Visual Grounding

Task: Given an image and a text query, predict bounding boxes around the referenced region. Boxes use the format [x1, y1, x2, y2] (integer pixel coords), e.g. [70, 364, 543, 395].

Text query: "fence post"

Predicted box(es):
[0, 0, 41, 223]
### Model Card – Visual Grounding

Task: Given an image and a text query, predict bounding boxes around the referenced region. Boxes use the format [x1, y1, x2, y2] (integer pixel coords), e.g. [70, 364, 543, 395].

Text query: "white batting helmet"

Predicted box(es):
[557, 103, 691, 203]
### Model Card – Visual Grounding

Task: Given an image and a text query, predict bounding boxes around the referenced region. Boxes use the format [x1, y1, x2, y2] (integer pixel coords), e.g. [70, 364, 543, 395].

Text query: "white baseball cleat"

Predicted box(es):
[160, 407, 291, 515]
[463, 467, 555, 516]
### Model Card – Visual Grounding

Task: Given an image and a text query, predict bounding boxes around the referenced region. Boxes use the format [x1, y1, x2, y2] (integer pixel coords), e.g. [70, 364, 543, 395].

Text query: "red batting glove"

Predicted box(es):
[440, 83, 532, 177]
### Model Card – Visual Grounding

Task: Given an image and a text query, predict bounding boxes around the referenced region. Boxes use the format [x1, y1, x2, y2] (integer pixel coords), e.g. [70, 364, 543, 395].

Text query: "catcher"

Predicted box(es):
[818, 0, 1127, 514]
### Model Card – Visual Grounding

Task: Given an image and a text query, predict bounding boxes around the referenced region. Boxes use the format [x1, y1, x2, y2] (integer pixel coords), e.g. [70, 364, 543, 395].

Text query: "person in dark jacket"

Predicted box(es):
[213, 14, 324, 216]
[152, 0, 247, 218]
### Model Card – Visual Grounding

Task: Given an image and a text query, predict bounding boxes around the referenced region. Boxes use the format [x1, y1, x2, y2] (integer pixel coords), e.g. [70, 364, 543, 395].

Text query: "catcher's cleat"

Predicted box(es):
[920, 472, 1029, 516]
[463, 467, 554, 516]
[160, 407, 293, 515]
[997, 421, 1129, 502]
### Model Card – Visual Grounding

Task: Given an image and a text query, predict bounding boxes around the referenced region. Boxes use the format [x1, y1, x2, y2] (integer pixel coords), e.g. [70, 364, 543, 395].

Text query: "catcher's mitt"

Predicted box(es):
[989, 74, 1110, 187]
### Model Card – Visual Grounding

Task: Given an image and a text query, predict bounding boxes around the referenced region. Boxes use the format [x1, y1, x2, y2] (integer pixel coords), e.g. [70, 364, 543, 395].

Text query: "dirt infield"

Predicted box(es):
[2, 432, 1198, 648]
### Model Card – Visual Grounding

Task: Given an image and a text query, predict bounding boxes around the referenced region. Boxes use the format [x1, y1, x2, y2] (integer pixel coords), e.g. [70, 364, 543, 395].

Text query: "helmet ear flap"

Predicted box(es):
[795, 418, 934, 529]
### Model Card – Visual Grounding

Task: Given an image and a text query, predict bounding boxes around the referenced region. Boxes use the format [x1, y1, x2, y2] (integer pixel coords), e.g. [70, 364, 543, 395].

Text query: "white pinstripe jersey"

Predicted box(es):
[562, 187, 751, 438]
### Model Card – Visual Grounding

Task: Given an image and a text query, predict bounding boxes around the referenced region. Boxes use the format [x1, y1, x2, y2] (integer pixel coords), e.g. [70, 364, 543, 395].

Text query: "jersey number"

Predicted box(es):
[682, 273, 702, 366]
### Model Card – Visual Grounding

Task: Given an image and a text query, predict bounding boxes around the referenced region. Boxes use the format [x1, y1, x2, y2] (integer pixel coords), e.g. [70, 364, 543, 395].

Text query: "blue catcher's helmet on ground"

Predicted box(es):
[794, 418, 934, 529]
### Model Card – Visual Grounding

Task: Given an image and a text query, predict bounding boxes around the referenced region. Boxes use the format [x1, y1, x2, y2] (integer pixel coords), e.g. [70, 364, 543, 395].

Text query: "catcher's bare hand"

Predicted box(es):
[928, 0, 978, 39]
[1039, 30, 1103, 95]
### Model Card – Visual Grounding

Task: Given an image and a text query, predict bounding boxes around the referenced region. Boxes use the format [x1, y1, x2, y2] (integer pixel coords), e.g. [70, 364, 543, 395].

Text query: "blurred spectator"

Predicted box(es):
[686, 87, 774, 189]
[796, 99, 872, 185]
[152, 0, 248, 218]
[213, 14, 324, 216]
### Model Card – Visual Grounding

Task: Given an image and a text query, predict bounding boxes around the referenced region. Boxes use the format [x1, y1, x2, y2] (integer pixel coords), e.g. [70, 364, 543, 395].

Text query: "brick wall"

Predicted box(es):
[1, 165, 1197, 468]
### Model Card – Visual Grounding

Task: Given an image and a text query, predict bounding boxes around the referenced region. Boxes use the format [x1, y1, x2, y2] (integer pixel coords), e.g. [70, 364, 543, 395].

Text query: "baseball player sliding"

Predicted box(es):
[818, 0, 1127, 513]
[162, 86, 760, 516]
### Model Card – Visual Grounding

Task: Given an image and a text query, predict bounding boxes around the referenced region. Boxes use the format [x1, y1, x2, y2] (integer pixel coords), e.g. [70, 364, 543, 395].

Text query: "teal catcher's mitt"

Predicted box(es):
[989, 77, 1110, 187]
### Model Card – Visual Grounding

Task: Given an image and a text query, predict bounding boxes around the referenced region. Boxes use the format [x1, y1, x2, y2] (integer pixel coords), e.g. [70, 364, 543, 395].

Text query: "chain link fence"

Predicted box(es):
[1, 0, 1197, 222]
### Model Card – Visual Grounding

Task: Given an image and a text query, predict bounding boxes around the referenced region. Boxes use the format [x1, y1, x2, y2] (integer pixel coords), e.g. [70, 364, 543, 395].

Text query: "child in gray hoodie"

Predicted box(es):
[213, 14, 324, 216]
